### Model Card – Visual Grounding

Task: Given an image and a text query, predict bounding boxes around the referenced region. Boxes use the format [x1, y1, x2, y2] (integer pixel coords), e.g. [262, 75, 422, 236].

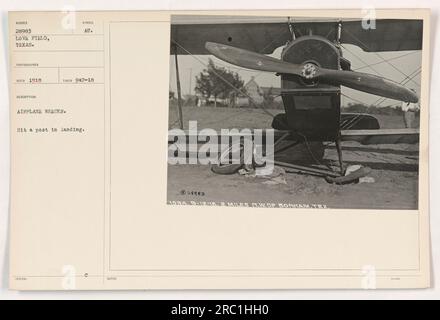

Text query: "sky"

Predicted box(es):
[169, 39, 422, 108]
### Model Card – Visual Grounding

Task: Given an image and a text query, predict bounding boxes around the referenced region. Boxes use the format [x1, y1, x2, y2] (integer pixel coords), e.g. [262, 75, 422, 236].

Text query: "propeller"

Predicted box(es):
[205, 42, 419, 103]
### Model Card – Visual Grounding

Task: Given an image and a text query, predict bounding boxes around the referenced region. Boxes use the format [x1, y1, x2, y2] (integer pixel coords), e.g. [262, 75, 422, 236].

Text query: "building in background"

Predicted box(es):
[236, 76, 282, 107]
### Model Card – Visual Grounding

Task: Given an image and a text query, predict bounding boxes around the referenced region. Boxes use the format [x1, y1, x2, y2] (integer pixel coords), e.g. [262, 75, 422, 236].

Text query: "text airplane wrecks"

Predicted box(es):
[167, 15, 423, 208]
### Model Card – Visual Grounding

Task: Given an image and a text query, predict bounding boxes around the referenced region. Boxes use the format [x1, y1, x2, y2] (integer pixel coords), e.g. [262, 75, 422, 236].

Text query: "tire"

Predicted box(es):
[211, 143, 246, 175]
[211, 163, 243, 175]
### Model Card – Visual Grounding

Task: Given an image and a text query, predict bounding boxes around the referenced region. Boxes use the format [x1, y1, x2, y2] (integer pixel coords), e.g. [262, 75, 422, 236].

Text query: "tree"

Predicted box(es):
[195, 59, 244, 107]
[262, 86, 275, 104]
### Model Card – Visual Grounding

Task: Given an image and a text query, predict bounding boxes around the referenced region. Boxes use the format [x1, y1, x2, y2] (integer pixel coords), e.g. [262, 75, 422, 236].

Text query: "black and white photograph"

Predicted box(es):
[0, 5, 435, 297]
[167, 15, 423, 209]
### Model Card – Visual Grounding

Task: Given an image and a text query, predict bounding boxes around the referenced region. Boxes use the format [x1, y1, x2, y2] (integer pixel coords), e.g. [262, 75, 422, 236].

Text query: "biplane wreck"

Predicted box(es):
[169, 16, 422, 184]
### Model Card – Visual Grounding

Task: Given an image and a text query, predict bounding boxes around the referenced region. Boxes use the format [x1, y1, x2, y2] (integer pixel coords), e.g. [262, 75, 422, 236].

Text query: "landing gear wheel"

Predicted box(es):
[325, 166, 371, 185]
[211, 143, 246, 175]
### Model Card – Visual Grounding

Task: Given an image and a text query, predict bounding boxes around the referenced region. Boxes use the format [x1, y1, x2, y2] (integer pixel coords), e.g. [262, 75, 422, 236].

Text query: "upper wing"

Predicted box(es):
[170, 17, 423, 54]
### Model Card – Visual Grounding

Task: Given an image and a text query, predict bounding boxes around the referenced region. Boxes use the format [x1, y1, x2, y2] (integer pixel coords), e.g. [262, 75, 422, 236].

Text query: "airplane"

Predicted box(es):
[169, 16, 423, 183]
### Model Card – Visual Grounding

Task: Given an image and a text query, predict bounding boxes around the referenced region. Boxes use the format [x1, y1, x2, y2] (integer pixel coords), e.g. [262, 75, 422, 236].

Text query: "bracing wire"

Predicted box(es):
[353, 51, 418, 71]
[338, 28, 421, 131]
[343, 28, 419, 87]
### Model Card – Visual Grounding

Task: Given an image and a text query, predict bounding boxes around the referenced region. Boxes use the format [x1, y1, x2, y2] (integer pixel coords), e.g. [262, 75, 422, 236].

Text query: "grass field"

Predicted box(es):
[169, 105, 418, 130]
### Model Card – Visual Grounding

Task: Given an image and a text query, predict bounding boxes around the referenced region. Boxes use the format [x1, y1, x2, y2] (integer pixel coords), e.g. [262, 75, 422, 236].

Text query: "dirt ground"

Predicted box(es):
[167, 106, 419, 209]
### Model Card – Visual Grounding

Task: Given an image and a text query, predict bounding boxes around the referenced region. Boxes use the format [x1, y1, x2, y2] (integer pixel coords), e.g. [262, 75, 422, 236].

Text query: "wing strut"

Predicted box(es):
[336, 20, 342, 44]
[287, 17, 296, 41]
[173, 44, 184, 130]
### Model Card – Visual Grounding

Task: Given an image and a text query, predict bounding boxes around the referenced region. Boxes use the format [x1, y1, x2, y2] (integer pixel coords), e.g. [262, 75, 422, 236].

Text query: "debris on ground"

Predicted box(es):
[345, 165, 375, 184]
[345, 165, 363, 176]
[238, 165, 287, 185]
[261, 176, 287, 185]
[359, 176, 376, 184]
